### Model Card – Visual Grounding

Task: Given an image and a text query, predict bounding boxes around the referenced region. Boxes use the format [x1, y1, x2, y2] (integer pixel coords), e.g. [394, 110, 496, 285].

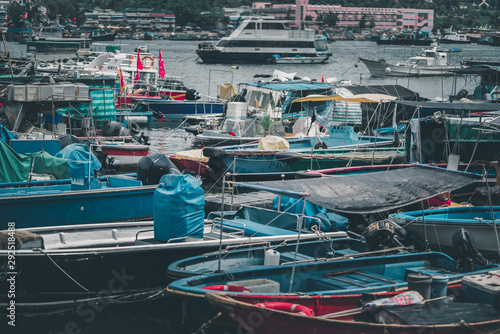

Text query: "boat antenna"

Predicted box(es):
[484, 165, 500, 261]
[288, 196, 307, 293]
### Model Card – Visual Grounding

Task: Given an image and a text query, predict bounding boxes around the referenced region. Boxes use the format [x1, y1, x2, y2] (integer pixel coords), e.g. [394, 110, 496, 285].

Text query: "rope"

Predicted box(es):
[34, 248, 165, 304]
[191, 312, 222, 334]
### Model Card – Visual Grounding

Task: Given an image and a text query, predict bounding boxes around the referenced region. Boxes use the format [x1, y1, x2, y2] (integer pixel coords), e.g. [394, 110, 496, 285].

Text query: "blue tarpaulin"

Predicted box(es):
[153, 174, 205, 242]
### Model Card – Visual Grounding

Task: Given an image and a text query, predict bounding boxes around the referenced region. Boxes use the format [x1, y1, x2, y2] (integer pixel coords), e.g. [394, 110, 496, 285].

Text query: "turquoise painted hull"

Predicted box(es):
[0, 176, 156, 229]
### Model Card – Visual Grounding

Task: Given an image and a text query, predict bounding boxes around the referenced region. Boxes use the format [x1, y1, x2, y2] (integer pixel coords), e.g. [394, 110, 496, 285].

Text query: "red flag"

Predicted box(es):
[321, 75, 325, 83]
[159, 50, 165, 79]
[119, 68, 125, 92]
[136, 50, 143, 70]
[134, 70, 140, 83]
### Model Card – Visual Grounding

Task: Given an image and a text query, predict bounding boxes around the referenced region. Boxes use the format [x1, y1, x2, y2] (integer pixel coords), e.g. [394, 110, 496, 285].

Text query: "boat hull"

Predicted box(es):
[207, 292, 500, 334]
[0, 184, 156, 229]
[0, 222, 339, 314]
[141, 100, 224, 116]
[390, 206, 500, 256]
[376, 39, 433, 46]
[196, 49, 322, 64]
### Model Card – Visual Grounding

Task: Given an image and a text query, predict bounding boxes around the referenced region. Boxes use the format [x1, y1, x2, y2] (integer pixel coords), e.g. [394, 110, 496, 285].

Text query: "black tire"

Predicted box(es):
[314, 141, 328, 150]
[130, 122, 140, 135]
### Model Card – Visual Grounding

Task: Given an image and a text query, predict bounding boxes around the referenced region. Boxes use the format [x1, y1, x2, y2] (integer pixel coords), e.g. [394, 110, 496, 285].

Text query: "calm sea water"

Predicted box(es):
[3, 39, 499, 333]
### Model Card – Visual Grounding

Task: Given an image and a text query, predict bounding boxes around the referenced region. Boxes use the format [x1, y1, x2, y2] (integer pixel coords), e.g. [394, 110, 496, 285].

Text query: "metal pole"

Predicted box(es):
[217, 173, 227, 272]
[289, 197, 307, 293]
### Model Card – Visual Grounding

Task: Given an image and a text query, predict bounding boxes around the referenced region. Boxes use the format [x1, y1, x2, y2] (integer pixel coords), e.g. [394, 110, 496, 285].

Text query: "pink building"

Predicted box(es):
[252, 0, 433, 33]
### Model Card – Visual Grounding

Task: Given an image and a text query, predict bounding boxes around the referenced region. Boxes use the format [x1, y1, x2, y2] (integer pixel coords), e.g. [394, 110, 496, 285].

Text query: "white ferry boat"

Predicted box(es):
[196, 18, 331, 64]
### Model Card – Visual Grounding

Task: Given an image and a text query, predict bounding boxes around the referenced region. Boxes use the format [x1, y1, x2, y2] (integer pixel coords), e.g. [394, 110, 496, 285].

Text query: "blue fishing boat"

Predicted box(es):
[390, 206, 500, 257]
[166, 251, 499, 320]
[135, 98, 223, 118]
[167, 237, 367, 280]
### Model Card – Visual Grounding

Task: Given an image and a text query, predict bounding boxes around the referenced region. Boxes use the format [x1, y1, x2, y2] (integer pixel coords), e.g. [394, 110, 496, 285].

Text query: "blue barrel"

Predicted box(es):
[407, 273, 432, 300]
[431, 275, 449, 301]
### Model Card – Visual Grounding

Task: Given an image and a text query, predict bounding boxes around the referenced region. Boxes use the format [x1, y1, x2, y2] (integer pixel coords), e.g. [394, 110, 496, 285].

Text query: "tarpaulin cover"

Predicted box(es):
[0, 124, 17, 144]
[153, 174, 205, 242]
[243, 165, 479, 214]
[272, 196, 349, 231]
[0, 140, 70, 182]
[55, 143, 102, 179]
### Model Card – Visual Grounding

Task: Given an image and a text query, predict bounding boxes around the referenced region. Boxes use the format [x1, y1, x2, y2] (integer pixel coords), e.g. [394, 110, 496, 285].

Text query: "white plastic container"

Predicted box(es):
[264, 249, 280, 266]
[447, 154, 460, 171]
[226, 102, 248, 119]
[231, 278, 280, 293]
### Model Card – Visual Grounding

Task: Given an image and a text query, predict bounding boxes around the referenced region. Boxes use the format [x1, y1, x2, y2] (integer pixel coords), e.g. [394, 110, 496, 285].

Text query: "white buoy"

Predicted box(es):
[385, 67, 392, 74]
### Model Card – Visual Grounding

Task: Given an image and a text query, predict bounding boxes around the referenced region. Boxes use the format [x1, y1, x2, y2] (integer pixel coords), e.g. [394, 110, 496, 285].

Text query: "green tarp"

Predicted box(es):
[0, 140, 70, 183]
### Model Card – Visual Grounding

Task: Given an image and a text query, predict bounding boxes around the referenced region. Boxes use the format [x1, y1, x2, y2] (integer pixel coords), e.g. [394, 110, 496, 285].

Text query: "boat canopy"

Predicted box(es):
[233, 165, 480, 214]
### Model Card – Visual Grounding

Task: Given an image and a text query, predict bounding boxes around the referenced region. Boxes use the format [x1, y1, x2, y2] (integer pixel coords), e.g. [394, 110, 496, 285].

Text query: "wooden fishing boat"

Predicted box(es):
[206, 289, 500, 334]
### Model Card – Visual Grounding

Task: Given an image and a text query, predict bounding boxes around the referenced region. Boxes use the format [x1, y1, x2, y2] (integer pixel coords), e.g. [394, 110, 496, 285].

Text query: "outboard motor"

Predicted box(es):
[452, 228, 488, 272]
[137, 153, 181, 185]
[102, 121, 130, 137]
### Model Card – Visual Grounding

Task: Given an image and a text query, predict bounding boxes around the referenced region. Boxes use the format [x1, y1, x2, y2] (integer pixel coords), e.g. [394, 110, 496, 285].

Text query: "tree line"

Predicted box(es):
[7, 0, 500, 31]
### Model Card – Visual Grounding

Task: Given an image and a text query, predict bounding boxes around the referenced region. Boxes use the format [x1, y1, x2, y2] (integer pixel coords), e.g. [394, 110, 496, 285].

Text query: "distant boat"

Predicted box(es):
[196, 18, 331, 64]
[89, 29, 116, 41]
[271, 54, 329, 64]
[376, 32, 434, 46]
[359, 45, 463, 77]
[439, 29, 471, 44]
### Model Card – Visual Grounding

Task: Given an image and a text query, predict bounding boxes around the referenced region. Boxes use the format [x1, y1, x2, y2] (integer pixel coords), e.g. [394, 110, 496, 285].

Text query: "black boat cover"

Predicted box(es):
[237, 165, 480, 214]
[393, 100, 500, 112]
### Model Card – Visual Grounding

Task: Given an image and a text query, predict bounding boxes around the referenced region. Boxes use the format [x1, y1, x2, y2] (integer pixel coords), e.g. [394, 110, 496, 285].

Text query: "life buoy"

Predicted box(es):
[129, 122, 140, 135]
[256, 302, 315, 316]
[142, 56, 154, 70]
[202, 285, 251, 292]
[129, 55, 154, 69]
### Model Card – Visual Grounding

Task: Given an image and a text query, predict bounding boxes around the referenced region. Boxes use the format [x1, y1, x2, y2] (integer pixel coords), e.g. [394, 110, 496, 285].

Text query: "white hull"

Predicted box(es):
[359, 57, 462, 77]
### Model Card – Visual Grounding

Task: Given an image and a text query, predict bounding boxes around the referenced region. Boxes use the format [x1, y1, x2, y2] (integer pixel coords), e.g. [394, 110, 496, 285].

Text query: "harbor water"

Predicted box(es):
[3, 39, 499, 333]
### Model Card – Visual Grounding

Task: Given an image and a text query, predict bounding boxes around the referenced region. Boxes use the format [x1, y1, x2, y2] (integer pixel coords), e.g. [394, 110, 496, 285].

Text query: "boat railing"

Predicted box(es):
[134, 229, 154, 242]
[211, 218, 246, 237]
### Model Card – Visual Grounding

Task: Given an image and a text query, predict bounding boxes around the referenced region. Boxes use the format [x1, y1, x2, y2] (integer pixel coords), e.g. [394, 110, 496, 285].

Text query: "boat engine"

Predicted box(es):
[452, 228, 488, 272]
[137, 153, 181, 185]
[363, 219, 406, 251]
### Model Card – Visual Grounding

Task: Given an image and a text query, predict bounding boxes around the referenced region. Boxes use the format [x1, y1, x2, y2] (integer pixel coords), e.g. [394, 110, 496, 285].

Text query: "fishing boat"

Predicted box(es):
[205, 288, 500, 334]
[89, 29, 116, 41]
[439, 29, 471, 44]
[167, 238, 367, 281]
[0, 173, 346, 314]
[196, 18, 331, 64]
[389, 206, 500, 257]
[359, 45, 464, 77]
[135, 98, 224, 118]
[167, 252, 499, 320]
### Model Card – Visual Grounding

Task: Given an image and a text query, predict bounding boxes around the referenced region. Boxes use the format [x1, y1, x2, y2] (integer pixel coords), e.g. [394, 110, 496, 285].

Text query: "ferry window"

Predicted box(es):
[245, 23, 256, 29]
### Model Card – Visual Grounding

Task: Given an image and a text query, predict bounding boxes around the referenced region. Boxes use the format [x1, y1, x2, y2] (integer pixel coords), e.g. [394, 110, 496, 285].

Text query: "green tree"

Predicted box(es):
[358, 14, 367, 31]
[7, 2, 26, 27]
